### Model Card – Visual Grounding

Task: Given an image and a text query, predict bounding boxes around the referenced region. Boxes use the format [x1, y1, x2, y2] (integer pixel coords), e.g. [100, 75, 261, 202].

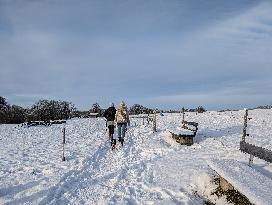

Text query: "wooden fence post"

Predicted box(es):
[182, 107, 185, 124]
[249, 154, 254, 167]
[62, 127, 66, 161]
[242, 109, 248, 142]
[182, 107, 185, 122]
[153, 110, 157, 132]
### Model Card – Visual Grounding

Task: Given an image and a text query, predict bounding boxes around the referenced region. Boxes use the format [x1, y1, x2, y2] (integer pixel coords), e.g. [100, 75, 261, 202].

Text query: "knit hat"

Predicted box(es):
[120, 101, 125, 107]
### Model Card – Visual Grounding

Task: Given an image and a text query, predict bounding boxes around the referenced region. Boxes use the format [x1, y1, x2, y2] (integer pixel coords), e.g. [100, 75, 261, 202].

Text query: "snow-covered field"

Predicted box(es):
[0, 109, 272, 204]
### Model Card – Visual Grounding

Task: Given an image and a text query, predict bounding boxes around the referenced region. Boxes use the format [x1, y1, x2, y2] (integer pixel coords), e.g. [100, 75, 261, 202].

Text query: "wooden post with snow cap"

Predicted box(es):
[242, 108, 248, 142]
[153, 110, 157, 132]
[182, 107, 185, 126]
[241, 108, 253, 166]
[62, 127, 66, 161]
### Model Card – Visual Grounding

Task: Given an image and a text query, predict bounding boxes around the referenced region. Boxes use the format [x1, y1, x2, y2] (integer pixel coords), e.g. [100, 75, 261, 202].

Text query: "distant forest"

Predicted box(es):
[0, 95, 216, 124]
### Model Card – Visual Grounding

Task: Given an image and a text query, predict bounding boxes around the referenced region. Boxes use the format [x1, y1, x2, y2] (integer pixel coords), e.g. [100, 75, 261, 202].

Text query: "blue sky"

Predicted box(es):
[0, 0, 272, 110]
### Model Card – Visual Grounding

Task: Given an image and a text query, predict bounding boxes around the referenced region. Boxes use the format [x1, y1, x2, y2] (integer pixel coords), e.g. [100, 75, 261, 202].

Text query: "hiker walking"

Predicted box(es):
[103, 103, 116, 148]
[115, 101, 130, 147]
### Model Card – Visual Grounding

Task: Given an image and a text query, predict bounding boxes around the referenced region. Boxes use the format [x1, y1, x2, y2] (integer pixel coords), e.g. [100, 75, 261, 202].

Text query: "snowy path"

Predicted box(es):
[1, 110, 272, 204]
[40, 123, 201, 204]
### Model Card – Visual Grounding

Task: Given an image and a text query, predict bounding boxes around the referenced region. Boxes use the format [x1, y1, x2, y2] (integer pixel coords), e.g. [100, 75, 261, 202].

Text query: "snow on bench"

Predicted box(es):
[169, 127, 196, 145]
[169, 127, 195, 136]
[207, 159, 272, 205]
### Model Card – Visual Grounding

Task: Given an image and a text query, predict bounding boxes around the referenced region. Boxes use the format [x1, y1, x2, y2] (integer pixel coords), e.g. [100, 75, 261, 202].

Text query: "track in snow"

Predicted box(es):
[40, 123, 200, 205]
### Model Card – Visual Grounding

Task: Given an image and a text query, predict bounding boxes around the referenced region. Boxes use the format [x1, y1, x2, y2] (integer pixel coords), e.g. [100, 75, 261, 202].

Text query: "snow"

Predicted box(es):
[0, 109, 272, 204]
[207, 159, 272, 205]
[168, 127, 195, 135]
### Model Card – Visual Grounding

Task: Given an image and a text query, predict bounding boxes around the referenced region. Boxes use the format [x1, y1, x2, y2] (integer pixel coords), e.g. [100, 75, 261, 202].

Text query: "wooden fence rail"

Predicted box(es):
[130, 112, 156, 132]
[240, 141, 272, 163]
[240, 109, 272, 165]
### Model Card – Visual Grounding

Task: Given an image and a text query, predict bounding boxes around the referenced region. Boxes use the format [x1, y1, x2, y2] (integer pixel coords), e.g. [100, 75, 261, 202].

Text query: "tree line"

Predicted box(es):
[88, 103, 207, 116]
[0, 96, 75, 124]
[86, 103, 154, 117]
[0, 96, 207, 124]
[0, 97, 26, 124]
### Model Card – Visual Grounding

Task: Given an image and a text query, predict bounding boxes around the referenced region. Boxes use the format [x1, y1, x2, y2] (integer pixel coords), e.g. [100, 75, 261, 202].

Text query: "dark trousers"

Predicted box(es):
[108, 125, 114, 135]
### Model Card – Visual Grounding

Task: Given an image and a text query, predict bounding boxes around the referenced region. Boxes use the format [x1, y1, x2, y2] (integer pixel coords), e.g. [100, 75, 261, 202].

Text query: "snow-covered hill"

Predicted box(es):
[0, 110, 272, 204]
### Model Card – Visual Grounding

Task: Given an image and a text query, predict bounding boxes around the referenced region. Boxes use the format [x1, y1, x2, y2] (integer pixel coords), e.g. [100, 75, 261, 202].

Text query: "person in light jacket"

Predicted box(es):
[115, 101, 130, 146]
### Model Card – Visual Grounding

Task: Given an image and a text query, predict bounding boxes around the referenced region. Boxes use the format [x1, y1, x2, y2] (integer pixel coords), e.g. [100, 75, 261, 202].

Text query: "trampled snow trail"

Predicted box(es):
[1, 110, 272, 204]
[40, 122, 202, 205]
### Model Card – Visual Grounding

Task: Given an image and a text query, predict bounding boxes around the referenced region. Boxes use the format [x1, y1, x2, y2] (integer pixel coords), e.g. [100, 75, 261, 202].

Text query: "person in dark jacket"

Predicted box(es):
[103, 102, 117, 149]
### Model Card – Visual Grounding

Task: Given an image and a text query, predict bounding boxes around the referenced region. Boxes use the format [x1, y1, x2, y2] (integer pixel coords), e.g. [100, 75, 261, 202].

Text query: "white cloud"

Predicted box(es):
[0, 0, 271, 110]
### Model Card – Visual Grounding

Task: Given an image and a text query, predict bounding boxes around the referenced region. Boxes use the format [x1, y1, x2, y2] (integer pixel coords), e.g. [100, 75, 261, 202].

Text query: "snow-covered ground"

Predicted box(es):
[0, 109, 272, 204]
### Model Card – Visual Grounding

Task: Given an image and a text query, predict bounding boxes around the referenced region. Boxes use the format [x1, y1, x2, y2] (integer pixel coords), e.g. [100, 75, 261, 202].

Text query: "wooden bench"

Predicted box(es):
[169, 127, 196, 146]
[167, 108, 199, 145]
[169, 131, 195, 146]
[182, 121, 198, 134]
[208, 159, 272, 205]
[168, 114, 199, 145]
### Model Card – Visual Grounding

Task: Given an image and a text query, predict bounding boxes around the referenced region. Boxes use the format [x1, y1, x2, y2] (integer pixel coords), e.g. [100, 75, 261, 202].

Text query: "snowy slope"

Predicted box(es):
[0, 109, 272, 204]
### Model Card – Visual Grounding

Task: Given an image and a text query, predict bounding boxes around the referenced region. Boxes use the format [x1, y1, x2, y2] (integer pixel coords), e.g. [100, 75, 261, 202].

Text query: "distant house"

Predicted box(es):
[89, 113, 99, 118]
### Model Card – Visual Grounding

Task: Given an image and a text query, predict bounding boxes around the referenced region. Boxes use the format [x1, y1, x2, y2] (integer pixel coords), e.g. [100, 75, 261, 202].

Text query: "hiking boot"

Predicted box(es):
[112, 143, 116, 150]
[121, 139, 124, 146]
[111, 139, 116, 150]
